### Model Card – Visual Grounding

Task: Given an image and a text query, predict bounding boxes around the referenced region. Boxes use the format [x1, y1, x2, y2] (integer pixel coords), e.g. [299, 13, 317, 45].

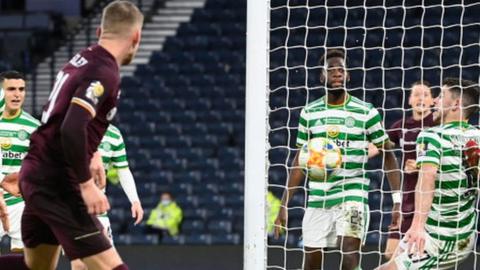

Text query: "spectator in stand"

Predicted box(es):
[146, 192, 183, 241]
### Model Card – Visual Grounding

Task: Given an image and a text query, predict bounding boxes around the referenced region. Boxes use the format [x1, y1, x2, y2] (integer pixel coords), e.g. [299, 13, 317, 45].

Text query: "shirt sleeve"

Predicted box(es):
[71, 79, 112, 118]
[387, 120, 401, 146]
[366, 108, 389, 146]
[296, 108, 309, 147]
[112, 130, 129, 169]
[416, 130, 441, 167]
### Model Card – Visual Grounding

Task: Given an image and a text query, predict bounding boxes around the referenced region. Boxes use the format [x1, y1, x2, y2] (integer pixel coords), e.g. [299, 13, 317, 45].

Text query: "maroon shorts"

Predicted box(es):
[388, 214, 413, 240]
[20, 177, 111, 260]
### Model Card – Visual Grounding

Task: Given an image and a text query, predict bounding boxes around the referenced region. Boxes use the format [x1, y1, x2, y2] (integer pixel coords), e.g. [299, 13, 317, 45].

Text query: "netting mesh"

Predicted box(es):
[267, 1, 480, 269]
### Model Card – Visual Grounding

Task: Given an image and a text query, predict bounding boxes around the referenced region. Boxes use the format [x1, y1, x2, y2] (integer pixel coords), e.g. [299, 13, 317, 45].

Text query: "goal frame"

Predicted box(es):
[244, 0, 270, 269]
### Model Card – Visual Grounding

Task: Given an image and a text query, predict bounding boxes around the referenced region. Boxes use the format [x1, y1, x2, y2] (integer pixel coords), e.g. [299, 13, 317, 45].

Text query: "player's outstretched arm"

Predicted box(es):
[404, 164, 437, 256]
[379, 141, 402, 230]
[274, 151, 305, 238]
[117, 167, 143, 224]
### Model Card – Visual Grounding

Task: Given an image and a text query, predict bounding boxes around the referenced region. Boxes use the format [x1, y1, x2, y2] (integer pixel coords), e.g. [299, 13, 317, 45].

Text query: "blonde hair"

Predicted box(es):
[101, 1, 144, 37]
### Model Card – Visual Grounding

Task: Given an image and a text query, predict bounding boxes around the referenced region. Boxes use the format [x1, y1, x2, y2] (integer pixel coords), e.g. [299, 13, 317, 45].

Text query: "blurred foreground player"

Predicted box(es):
[0, 1, 144, 269]
[71, 124, 144, 270]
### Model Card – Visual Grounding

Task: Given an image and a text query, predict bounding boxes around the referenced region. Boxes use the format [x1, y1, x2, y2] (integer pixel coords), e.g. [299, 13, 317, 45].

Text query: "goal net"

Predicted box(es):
[254, 1, 480, 269]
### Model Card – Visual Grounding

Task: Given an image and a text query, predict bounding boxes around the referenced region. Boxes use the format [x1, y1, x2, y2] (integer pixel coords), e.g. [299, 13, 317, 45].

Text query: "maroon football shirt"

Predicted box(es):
[23, 44, 120, 186]
[387, 113, 435, 216]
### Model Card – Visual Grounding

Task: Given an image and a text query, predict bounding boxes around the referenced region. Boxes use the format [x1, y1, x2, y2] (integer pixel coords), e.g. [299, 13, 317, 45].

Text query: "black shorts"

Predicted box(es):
[20, 173, 111, 260]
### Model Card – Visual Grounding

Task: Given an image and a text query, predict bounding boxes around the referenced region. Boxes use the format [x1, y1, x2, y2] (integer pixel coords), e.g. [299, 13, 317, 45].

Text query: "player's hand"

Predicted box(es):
[404, 224, 426, 257]
[388, 203, 401, 231]
[79, 179, 110, 215]
[274, 206, 287, 239]
[90, 151, 106, 189]
[131, 201, 144, 225]
[404, 159, 418, 174]
[0, 173, 21, 197]
[0, 195, 9, 232]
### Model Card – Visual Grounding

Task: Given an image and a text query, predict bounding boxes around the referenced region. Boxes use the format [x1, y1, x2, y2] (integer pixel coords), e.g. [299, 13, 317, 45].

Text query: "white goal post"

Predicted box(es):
[244, 0, 269, 269]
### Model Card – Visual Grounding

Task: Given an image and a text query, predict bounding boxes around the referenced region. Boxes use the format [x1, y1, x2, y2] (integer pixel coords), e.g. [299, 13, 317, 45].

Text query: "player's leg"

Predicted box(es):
[337, 236, 361, 270]
[336, 202, 369, 270]
[304, 247, 324, 270]
[24, 244, 62, 270]
[71, 259, 88, 270]
[70, 215, 114, 270]
[81, 247, 125, 269]
[20, 197, 62, 270]
[0, 202, 61, 269]
[384, 237, 400, 261]
[9, 202, 26, 253]
[302, 207, 337, 270]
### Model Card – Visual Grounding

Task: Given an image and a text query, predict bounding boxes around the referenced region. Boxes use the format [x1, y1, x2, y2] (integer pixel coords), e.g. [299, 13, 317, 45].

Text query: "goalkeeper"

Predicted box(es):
[379, 78, 480, 270]
[274, 48, 401, 270]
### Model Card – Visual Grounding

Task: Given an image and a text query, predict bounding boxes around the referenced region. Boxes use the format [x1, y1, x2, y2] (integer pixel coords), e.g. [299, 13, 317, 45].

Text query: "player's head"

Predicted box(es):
[408, 80, 433, 116]
[98, 0, 144, 65]
[433, 77, 480, 123]
[0, 70, 26, 114]
[319, 48, 350, 92]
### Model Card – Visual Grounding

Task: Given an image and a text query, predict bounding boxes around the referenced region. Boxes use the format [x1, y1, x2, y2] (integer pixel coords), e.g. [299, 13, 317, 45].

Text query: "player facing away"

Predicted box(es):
[379, 78, 480, 270]
[0, 71, 40, 253]
[383, 81, 435, 259]
[71, 124, 144, 270]
[274, 48, 402, 270]
[0, 1, 144, 270]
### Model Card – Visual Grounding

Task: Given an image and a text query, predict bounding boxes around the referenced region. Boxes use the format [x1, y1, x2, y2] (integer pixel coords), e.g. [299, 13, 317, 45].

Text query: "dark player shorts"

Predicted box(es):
[388, 214, 413, 240]
[20, 179, 112, 260]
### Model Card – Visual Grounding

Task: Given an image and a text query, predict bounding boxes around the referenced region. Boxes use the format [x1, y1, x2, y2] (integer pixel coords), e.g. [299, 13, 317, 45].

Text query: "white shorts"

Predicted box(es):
[98, 215, 113, 245]
[394, 233, 474, 270]
[0, 201, 25, 250]
[302, 201, 369, 248]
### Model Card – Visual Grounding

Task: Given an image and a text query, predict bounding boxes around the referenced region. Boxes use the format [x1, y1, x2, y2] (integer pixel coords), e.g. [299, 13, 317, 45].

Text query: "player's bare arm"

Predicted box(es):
[377, 140, 402, 230]
[274, 151, 304, 238]
[131, 201, 144, 225]
[403, 164, 437, 256]
[0, 172, 20, 197]
[0, 193, 9, 233]
[90, 151, 106, 189]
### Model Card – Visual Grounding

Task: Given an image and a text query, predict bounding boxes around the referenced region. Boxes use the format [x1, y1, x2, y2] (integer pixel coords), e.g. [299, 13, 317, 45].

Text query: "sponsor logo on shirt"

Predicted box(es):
[334, 139, 351, 148]
[345, 117, 355, 128]
[0, 137, 12, 150]
[327, 125, 340, 138]
[85, 81, 104, 105]
[2, 150, 25, 160]
[17, 129, 28, 141]
[101, 142, 112, 152]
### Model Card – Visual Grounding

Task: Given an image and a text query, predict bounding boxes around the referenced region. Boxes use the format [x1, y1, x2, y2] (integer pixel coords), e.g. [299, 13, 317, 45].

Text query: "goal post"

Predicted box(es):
[244, 0, 269, 269]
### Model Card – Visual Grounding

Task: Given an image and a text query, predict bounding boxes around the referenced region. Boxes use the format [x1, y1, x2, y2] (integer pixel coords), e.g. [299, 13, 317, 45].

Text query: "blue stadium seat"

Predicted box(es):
[182, 219, 206, 234]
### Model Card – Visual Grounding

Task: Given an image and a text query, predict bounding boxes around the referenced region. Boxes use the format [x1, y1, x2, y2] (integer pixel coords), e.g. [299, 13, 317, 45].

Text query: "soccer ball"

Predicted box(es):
[298, 138, 342, 181]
